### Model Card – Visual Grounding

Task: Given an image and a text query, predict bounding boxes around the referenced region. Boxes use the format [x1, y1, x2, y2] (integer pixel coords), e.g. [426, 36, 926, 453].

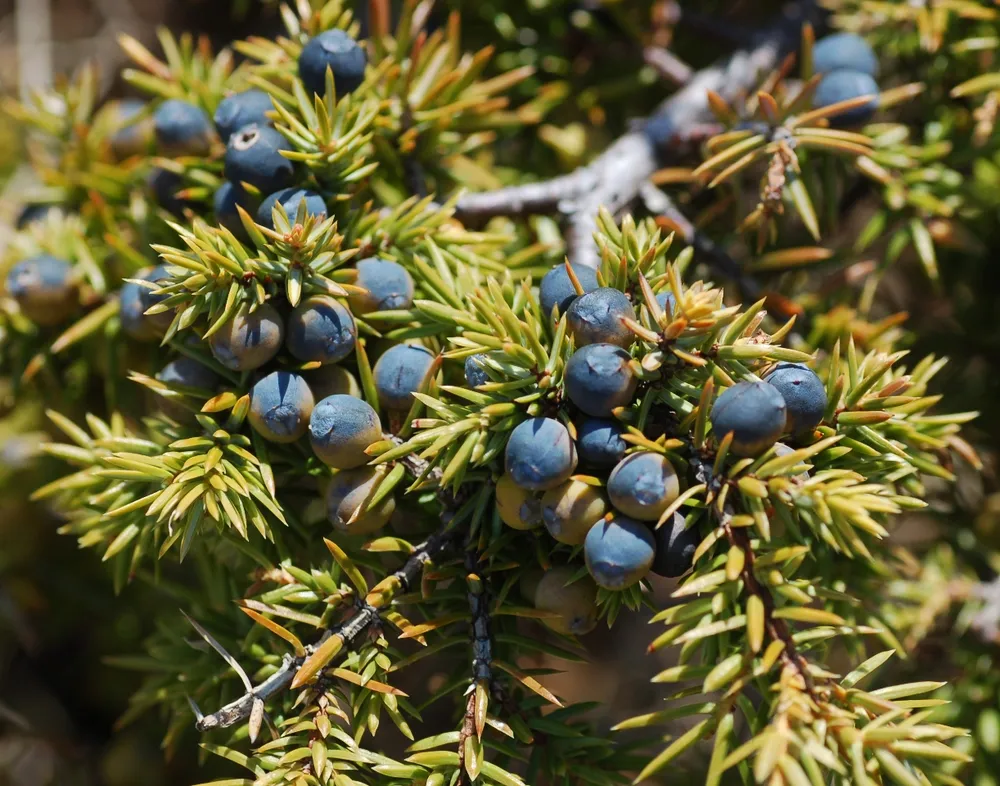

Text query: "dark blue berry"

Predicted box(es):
[249, 371, 315, 443]
[576, 417, 627, 468]
[209, 302, 285, 371]
[813, 70, 879, 127]
[148, 168, 189, 217]
[464, 354, 490, 388]
[256, 188, 327, 229]
[710, 380, 787, 456]
[121, 265, 171, 341]
[214, 90, 274, 143]
[108, 99, 153, 159]
[655, 291, 676, 317]
[584, 514, 656, 590]
[5, 255, 77, 326]
[153, 99, 213, 156]
[539, 264, 599, 318]
[349, 258, 414, 314]
[567, 287, 636, 348]
[607, 452, 679, 522]
[310, 394, 382, 468]
[156, 355, 219, 391]
[213, 181, 253, 239]
[299, 29, 368, 97]
[504, 417, 578, 491]
[224, 124, 294, 194]
[564, 343, 637, 418]
[765, 362, 827, 435]
[651, 512, 699, 578]
[373, 344, 436, 410]
[16, 204, 61, 229]
[813, 32, 877, 77]
[286, 295, 357, 364]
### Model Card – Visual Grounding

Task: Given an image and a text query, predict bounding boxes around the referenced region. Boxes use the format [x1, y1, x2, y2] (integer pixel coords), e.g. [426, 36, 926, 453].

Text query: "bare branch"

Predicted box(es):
[454, 1, 821, 270]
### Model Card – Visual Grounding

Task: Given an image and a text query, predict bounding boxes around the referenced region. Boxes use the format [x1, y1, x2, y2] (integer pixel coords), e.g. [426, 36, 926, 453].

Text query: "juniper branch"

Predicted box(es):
[454, 1, 820, 270]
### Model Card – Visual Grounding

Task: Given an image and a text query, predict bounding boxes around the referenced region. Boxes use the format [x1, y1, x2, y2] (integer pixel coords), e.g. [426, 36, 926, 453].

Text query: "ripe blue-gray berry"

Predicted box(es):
[249, 371, 315, 443]
[373, 344, 436, 410]
[584, 514, 656, 590]
[209, 302, 284, 371]
[213, 181, 253, 239]
[107, 99, 153, 160]
[496, 473, 543, 530]
[256, 187, 327, 229]
[576, 417, 627, 469]
[607, 452, 680, 522]
[539, 264, 600, 318]
[153, 99, 213, 156]
[286, 295, 357, 364]
[655, 291, 676, 317]
[565, 343, 637, 418]
[464, 354, 490, 388]
[710, 380, 787, 456]
[224, 124, 294, 194]
[349, 258, 415, 315]
[156, 356, 219, 391]
[533, 567, 599, 636]
[567, 287, 636, 348]
[309, 394, 382, 469]
[541, 478, 607, 545]
[326, 466, 395, 535]
[148, 168, 189, 216]
[812, 32, 877, 77]
[306, 364, 361, 400]
[121, 265, 172, 341]
[813, 70, 879, 127]
[651, 512, 699, 578]
[765, 362, 827, 435]
[214, 90, 274, 143]
[504, 417, 578, 491]
[5, 255, 77, 326]
[299, 29, 368, 97]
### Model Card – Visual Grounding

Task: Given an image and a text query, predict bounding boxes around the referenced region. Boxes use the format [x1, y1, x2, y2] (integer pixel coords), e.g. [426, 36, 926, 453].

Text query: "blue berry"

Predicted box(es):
[765, 362, 827, 435]
[496, 473, 543, 530]
[567, 287, 636, 348]
[108, 99, 153, 159]
[564, 343, 637, 418]
[373, 344, 437, 411]
[539, 264, 600, 318]
[504, 417, 578, 491]
[607, 452, 680, 522]
[813, 32, 877, 77]
[286, 295, 357, 364]
[813, 70, 879, 127]
[121, 265, 171, 341]
[349, 258, 415, 315]
[464, 354, 490, 388]
[710, 380, 787, 457]
[534, 567, 598, 636]
[576, 417, 627, 469]
[156, 356, 219, 390]
[249, 371, 315, 443]
[584, 514, 656, 591]
[299, 29, 368, 97]
[309, 394, 382, 468]
[5, 255, 77, 326]
[306, 364, 361, 400]
[651, 512, 699, 578]
[209, 302, 285, 371]
[214, 90, 274, 143]
[224, 124, 294, 194]
[326, 466, 395, 535]
[153, 99, 214, 156]
[213, 181, 253, 238]
[15, 204, 61, 229]
[257, 188, 327, 229]
[655, 291, 676, 317]
[541, 478, 607, 545]
[148, 168, 189, 216]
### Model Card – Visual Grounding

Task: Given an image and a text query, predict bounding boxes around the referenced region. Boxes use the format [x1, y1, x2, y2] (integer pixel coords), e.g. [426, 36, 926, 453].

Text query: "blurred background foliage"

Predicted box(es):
[1, 0, 999, 784]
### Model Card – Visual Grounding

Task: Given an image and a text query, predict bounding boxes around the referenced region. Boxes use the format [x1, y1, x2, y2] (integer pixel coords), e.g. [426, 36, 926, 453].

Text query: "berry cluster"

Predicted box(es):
[810, 32, 881, 126]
